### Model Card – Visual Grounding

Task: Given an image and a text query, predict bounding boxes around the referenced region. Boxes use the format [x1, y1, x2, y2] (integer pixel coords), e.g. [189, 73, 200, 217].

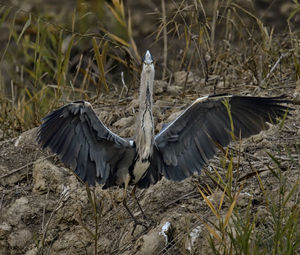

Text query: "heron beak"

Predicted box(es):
[143, 50, 153, 66]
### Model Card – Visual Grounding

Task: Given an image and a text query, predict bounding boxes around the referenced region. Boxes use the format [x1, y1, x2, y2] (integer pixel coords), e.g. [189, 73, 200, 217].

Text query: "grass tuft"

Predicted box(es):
[199, 141, 300, 254]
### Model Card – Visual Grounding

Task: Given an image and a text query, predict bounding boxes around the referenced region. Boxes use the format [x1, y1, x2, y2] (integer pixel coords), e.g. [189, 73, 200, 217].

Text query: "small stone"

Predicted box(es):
[216, 81, 225, 89]
[166, 110, 183, 123]
[280, 2, 295, 16]
[250, 132, 265, 143]
[32, 159, 69, 194]
[119, 127, 134, 138]
[0, 242, 9, 255]
[8, 228, 32, 248]
[159, 222, 173, 246]
[154, 100, 169, 108]
[237, 192, 252, 207]
[166, 85, 181, 95]
[205, 53, 211, 62]
[207, 190, 226, 208]
[256, 205, 271, 223]
[14, 128, 37, 147]
[174, 71, 194, 85]
[113, 116, 134, 129]
[207, 74, 220, 81]
[25, 248, 38, 255]
[5, 197, 30, 226]
[0, 222, 12, 237]
[185, 225, 202, 252]
[135, 222, 168, 255]
[154, 80, 168, 94]
[130, 98, 140, 108]
[294, 80, 300, 103]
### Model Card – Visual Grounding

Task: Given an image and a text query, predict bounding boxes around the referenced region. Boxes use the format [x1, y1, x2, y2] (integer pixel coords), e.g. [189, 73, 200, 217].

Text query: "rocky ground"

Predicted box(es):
[0, 70, 299, 254]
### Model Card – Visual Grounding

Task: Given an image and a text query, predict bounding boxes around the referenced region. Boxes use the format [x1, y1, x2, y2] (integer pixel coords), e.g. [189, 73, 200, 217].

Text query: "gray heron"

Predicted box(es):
[37, 50, 290, 228]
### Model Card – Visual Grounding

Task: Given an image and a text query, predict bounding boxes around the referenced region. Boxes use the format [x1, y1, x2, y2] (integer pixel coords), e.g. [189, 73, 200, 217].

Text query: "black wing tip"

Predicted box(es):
[230, 95, 293, 113]
[232, 94, 291, 102]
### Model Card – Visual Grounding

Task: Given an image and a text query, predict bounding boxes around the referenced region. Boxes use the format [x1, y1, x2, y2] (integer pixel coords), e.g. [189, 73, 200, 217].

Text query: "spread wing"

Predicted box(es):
[36, 101, 135, 186]
[137, 95, 290, 188]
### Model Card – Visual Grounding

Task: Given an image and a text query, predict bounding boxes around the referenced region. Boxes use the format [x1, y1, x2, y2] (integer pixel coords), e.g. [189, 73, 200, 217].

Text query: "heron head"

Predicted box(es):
[142, 50, 154, 73]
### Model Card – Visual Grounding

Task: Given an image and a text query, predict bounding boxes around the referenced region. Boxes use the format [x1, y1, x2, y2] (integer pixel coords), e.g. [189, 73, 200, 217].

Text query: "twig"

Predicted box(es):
[210, 0, 219, 52]
[165, 190, 198, 207]
[261, 52, 290, 85]
[119, 71, 128, 101]
[41, 189, 50, 234]
[82, 185, 104, 255]
[227, 146, 264, 162]
[39, 185, 70, 253]
[72, 53, 83, 87]
[0, 192, 5, 210]
[161, 0, 167, 80]
[258, 55, 263, 86]
[0, 155, 55, 180]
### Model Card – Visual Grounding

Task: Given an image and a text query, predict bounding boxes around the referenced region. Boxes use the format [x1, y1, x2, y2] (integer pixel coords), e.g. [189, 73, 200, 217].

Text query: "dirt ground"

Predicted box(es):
[0, 70, 299, 254]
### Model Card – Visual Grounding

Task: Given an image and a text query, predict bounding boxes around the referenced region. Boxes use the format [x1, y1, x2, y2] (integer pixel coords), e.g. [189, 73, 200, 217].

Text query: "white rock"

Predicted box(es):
[185, 225, 202, 252]
[159, 221, 171, 245]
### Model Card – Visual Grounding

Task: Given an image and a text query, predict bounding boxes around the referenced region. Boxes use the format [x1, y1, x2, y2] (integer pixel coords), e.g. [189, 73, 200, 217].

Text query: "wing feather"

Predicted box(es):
[37, 101, 134, 186]
[138, 94, 290, 187]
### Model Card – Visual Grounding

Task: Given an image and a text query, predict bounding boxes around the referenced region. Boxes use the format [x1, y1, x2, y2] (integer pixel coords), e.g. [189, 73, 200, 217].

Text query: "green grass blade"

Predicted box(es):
[17, 14, 31, 45]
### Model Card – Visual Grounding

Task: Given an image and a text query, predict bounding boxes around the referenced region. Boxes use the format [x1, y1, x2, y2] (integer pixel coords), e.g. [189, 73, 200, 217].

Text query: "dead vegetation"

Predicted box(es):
[0, 0, 300, 254]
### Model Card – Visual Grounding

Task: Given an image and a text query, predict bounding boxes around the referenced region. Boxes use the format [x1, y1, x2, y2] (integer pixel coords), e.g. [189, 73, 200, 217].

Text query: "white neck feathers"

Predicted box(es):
[136, 54, 155, 160]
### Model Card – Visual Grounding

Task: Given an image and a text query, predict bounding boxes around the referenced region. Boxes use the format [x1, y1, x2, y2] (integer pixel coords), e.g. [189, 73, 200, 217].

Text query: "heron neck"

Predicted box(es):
[136, 66, 155, 160]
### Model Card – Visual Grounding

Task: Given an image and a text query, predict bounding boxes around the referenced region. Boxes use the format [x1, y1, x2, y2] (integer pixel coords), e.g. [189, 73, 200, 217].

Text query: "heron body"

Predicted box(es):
[37, 50, 290, 192]
[133, 51, 155, 185]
